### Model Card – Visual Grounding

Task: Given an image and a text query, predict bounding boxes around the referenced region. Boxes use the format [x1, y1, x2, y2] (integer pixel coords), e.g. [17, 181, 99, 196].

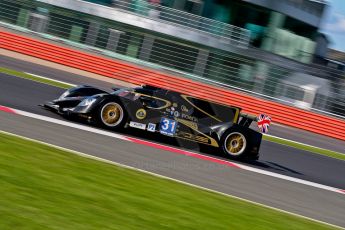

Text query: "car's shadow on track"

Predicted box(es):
[64, 116, 302, 176]
[121, 127, 303, 176]
[247, 160, 303, 175]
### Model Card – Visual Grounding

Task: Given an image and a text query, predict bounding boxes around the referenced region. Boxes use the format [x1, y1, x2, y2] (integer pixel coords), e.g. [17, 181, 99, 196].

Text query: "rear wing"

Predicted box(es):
[239, 113, 271, 133]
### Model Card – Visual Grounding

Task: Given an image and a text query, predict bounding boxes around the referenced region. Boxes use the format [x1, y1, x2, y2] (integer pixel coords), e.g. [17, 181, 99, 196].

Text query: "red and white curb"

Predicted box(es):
[0, 105, 344, 195]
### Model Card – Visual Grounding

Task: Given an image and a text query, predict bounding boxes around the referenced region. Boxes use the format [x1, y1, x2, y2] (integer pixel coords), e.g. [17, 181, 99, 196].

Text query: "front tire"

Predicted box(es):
[98, 101, 127, 130]
[221, 129, 249, 159]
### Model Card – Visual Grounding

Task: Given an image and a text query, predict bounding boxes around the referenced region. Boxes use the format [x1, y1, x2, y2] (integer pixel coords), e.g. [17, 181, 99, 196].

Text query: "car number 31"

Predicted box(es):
[159, 118, 177, 136]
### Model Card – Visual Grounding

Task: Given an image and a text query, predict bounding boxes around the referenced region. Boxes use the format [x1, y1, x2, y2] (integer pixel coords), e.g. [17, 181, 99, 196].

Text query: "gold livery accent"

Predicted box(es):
[136, 93, 172, 110]
[181, 95, 240, 123]
[179, 132, 209, 144]
[136, 109, 147, 119]
[176, 118, 219, 147]
[181, 95, 222, 122]
[177, 119, 198, 130]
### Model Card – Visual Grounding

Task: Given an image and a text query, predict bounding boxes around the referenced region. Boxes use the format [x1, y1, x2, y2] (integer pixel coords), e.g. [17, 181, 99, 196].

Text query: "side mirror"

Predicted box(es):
[111, 87, 120, 91]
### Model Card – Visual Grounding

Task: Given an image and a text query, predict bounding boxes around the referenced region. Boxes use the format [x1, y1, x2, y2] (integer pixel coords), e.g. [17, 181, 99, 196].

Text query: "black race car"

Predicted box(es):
[41, 84, 270, 160]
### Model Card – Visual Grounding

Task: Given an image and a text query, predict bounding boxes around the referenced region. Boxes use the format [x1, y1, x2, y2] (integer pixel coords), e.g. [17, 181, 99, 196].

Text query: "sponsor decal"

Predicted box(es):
[147, 123, 156, 132]
[179, 132, 209, 144]
[169, 107, 180, 118]
[129, 121, 146, 130]
[181, 105, 189, 113]
[181, 113, 198, 122]
[136, 109, 146, 120]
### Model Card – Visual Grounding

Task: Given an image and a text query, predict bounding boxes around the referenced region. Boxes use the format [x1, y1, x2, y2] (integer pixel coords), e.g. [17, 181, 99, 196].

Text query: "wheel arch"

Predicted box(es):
[93, 96, 131, 130]
[218, 124, 262, 160]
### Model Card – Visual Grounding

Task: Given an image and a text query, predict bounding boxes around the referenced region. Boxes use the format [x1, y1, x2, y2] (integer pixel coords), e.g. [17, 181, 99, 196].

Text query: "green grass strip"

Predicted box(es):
[263, 135, 345, 161]
[1, 66, 344, 161]
[0, 67, 72, 89]
[0, 132, 339, 230]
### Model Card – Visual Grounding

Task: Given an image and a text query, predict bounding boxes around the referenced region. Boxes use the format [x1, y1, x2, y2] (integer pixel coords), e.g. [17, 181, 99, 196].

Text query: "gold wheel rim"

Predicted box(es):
[101, 103, 123, 127]
[224, 132, 246, 156]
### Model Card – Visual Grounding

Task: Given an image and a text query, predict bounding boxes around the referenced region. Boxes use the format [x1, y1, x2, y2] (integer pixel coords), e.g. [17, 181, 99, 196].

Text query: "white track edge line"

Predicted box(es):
[1, 130, 343, 230]
[123, 131, 345, 194]
[3, 106, 344, 195]
[264, 133, 345, 154]
[25, 72, 76, 86]
[16, 109, 128, 141]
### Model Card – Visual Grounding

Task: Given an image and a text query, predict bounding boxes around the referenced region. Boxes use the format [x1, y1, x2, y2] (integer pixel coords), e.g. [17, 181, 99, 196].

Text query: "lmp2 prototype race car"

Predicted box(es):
[41, 84, 271, 160]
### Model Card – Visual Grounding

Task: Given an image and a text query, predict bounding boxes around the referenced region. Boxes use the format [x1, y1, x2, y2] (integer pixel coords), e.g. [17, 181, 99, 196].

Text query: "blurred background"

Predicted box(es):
[1, 0, 344, 117]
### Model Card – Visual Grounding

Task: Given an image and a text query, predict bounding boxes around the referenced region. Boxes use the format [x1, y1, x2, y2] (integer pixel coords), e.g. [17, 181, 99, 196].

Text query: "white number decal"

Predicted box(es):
[162, 119, 169, 130]
[160, 118, 178, 136]
[170, 121, 176, 131]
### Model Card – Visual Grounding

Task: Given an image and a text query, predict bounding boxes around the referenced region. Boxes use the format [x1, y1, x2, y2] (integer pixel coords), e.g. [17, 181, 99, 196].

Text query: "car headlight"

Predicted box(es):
[78, 97, 97, 107]
[59, 91, 70, 99]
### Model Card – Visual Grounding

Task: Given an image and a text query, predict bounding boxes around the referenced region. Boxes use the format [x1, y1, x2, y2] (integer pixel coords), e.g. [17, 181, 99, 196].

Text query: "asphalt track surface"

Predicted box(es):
[1, 54, 345, 153]
[1, 57, 345, 227]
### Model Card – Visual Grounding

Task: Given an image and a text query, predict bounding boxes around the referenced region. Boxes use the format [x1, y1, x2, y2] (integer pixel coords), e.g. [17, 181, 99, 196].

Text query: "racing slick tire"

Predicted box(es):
[220, 128, 249, 160]
[97, 101, 127, 130]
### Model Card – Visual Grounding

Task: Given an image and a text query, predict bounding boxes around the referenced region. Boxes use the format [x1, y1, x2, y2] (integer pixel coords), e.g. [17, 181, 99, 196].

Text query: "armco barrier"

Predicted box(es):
[1, 31, 345, 140]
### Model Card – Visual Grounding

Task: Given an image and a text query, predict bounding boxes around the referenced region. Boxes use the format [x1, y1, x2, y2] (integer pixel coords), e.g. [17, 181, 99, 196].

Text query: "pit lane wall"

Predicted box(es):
[1, 30, 345, 141]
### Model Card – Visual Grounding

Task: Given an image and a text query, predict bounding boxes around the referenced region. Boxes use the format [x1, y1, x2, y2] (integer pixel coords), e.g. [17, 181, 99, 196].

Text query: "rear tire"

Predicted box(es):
[98, 101, 127, 130]
[220, 129, 249, 159]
